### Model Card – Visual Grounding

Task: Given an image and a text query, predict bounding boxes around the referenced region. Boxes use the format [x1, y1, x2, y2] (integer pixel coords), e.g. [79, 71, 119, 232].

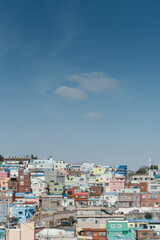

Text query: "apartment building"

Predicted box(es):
[80, 162, 95, 173]
[45, 170, 65, 184]
[127, 182, 148, 193]
[76, 207, 124, 230]
[17, 169, 31, 193]
[93, 167, 105, 175]
[49, 182, 64, 194]
[77, 228, 106, 240]
[131, 174, 155, 183]
[90, 186, 104, 198]
[109, 176, 125, 193]
[54, 160, 68, 171]
[6, 222, 35, 240]
[148, 183, 160, 193]
[0, 191, 15, 204]
[0, 171, 9, 186]
[31, 178, 48, 196]
[31, 157, 55, 171]
[136, 229, 160, 239]
[118, 188, 140, 208]
[100, 192, 118, 207]
[74, 192, 88, 206]
[106, 220, 134, 239]
[41, 193, 63, 210]
[141, 192, 160, 208]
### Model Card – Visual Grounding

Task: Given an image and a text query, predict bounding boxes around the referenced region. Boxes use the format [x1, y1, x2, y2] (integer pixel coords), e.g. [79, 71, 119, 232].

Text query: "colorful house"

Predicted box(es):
[65, 175, 74, 186]
[106, 220, 135, 239]
[109, 176, 125, 192]
[93, 167, 105, 175]
[49, 181, 64, 194]
[11, 204, 36, 222]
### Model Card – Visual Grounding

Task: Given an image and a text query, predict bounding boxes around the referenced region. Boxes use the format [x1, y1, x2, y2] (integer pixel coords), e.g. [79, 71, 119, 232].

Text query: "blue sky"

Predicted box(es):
[0, 0, 160, 169]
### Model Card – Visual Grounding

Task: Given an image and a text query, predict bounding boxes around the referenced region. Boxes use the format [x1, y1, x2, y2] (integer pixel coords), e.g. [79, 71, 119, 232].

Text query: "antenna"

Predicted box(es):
[149, 158, 151, 176]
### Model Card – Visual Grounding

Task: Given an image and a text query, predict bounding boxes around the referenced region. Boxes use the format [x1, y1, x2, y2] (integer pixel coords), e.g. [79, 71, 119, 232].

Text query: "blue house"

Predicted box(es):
[11, 204, 36, 222]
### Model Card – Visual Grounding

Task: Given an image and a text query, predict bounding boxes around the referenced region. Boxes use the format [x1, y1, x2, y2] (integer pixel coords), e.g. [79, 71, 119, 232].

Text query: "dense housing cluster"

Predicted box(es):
[0, 156, 160, 239]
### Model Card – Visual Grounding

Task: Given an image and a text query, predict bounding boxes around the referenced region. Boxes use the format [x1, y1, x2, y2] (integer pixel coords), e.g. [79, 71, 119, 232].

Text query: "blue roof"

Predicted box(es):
[32, 174, 45, 177]
[88, 198, 99, 201]
[103, 192, 118, 195]
[149, 220, 160, 223]
[127, 219, 150, 223]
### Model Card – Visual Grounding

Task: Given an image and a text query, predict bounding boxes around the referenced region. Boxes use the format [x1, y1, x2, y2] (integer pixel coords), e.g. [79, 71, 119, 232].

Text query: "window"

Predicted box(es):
[134, 196, 139, 199]
[111, 224, 115, 228]
[19, 211, 23, 215]
[142, 233, 147, 236]
[121, 196, 127, 199]
[20, 181, 24, 186]
[149, 195, 157, 199]
[81, 195, 87, 199]
[68, 191, 72, 195]
[99, 232, 105, 236]
[117, 224, 122, 228]
[20, 176, 24, 180]
[82, 218, 86, 222]
[123, 203, 129, 207]
[95, 211, 101, 215]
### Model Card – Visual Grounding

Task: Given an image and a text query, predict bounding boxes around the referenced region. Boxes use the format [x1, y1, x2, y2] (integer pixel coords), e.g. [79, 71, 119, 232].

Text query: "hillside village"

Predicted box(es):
[0, 156, 160, 239]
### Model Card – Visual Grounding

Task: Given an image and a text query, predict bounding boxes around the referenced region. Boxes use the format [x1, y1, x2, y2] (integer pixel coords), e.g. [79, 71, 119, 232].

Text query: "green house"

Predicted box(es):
[49, 181, 64, 194]
[154, 175, 160, 184]
[65, 175, 74, 186]
[106, 220, 135, 239]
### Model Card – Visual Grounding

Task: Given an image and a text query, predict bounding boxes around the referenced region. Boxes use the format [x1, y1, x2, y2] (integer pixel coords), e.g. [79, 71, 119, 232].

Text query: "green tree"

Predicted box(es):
[31, 154, 37, 160]
[0, 154, 4, 165]
[136, 168, 147, 174]
[145, 212, 152, 220]
[150, 165, 158, 170]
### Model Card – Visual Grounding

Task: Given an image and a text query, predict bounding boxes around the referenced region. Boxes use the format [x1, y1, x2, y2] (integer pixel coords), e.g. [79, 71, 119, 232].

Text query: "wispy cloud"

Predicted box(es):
[69, 72, 118, 93]
[54, 86, 86, 100]
[54, 72, 119, 100]
[84, 112, 102, 118]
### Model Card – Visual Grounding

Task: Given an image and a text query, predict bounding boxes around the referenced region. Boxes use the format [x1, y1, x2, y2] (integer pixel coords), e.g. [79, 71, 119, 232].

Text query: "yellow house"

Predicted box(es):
[93, 167, 105, 175]
[127, 219, 149, 229]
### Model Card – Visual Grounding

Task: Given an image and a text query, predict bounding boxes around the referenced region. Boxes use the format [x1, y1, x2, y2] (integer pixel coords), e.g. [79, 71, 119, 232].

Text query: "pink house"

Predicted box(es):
[109, 176, 125, 192]
[0, 171, 9, 187]
[15, 193, 41, 208]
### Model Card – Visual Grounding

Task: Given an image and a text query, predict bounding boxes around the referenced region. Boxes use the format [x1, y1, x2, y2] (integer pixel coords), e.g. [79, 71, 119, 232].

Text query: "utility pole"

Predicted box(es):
[7, 197, 9, 240]
[47, 203, 49, 240]
[149, 158, 151, 176]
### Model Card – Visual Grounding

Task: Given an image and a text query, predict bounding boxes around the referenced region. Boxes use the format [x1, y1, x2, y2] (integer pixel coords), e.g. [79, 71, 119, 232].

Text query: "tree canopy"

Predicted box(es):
[0, 154, 4, 162]
[136, 168, 147, 174]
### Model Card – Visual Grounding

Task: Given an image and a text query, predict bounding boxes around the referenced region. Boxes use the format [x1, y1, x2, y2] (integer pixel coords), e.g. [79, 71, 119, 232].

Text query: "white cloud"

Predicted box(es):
[84, 112, 102, 118]
[69, 72, 118, 93]
[54, 86, 86, 100]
